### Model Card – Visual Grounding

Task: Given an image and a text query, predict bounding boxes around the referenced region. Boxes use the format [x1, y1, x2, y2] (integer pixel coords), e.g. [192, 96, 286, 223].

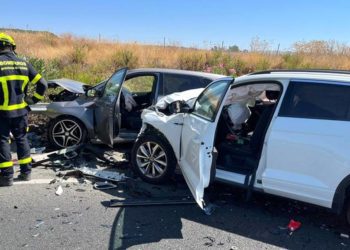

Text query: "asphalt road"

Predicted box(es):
[1, 149, 350, 249]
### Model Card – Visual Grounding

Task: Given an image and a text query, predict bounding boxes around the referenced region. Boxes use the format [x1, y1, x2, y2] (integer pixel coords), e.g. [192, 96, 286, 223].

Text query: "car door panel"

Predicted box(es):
[94, 68, 127, 146]
[179, 80, 231, 209]
[263, 117, 349, 208]
[180, 115, 217, 208]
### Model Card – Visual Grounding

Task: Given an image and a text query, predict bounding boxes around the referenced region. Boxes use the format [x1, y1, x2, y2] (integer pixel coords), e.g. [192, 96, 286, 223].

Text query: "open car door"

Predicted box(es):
[94, 68, 128, 147]
[179, 79, 231, 209]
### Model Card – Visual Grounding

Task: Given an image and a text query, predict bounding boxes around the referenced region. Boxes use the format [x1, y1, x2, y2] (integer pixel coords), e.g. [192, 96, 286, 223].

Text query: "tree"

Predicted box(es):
[228, 45, 239, 52]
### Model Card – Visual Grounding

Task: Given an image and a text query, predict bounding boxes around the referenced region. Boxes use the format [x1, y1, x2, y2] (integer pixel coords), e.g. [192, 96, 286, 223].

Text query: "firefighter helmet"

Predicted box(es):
[0, 33, 16, 50]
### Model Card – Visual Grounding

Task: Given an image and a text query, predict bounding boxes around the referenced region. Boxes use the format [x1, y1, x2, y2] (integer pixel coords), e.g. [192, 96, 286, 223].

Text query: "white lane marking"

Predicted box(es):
[13, 178, 80, 185]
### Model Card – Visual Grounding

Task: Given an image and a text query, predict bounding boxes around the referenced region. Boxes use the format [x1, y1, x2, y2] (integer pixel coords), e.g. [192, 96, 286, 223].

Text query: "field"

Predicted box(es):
[3, 28, 350, 85]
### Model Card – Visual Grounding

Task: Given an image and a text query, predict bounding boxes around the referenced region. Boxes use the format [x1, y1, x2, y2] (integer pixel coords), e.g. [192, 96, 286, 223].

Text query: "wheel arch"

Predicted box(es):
[141, 123, 177, 157]
[332, 174, 350, 214]
[131, 123, 177, 184]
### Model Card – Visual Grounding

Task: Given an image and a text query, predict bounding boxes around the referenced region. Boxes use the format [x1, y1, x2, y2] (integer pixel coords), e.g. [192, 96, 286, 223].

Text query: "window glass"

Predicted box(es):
[103, 68, 127, 98]
[279, 81, 350, 121]
[123, 76, 155, 93]
[193, 80, 229, 121]
[162, 74, 212, 96]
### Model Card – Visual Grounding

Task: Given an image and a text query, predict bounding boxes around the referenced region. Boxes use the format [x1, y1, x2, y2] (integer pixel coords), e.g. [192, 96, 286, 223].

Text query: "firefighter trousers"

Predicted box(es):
[0, 115, 31, 178]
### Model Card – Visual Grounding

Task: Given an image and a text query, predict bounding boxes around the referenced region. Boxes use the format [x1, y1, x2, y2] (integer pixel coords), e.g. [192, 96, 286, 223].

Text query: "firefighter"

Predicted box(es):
[0, 33, 47, 186]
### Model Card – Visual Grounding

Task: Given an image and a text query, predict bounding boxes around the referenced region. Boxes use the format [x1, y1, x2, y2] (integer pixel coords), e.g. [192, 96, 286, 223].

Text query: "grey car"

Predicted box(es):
[31, 68, 224, 148]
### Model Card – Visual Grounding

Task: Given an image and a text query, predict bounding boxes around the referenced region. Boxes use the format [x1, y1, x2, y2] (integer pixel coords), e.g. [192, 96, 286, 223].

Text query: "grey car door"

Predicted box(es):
[94, 68, 127, 146]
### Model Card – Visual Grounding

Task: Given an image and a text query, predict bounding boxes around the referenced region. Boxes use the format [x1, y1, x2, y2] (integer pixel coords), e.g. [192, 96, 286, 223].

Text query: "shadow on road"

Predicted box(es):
[103, 177, 349, 250]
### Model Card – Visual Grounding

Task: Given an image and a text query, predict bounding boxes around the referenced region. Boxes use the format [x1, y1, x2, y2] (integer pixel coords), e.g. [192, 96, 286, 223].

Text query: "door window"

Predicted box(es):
[162, 74, 212, 96]
[193, 80, 230, 121]
[123, 75, 155, 93]
[279, 81, 350, 121]
[103, 69, 127, 98]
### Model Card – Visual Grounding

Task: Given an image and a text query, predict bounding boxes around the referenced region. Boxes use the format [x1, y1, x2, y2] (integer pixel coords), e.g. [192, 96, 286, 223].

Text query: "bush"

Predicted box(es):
[256, 58, 271, 71]
[178, 52, 206, 71]
[69, 45, 87, 65]
[282, 53, 303, 69]
[27, 57, 46, 74]
[232, 58, 247, 75]
[110, 50, 138, 69]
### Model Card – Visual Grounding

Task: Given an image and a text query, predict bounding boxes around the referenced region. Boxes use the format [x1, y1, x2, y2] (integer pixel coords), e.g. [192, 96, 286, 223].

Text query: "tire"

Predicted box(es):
[48, 116, 87, 149]
[131, 133, 176, 184]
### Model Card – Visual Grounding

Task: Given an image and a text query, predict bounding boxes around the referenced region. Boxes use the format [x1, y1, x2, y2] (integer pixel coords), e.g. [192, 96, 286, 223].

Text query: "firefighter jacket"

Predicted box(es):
[0, 51, 47, 117]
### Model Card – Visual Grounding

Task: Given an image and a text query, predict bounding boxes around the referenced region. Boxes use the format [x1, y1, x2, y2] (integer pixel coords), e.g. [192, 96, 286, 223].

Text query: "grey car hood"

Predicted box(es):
[48, 78, 88, 94]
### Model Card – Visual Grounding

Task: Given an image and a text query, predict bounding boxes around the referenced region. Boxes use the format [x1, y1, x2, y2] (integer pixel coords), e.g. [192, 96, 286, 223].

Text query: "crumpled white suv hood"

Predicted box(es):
[155, 88, 204, 109]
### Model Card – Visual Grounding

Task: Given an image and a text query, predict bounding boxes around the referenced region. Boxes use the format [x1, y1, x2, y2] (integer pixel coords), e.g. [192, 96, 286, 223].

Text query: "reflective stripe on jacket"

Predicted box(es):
[0, 51, 47, 117]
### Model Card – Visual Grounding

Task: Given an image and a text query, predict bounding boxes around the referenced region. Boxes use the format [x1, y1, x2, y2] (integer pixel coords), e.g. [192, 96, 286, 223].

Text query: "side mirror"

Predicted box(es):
[86, 89, 99, 97]
[170, 101, 191, 114]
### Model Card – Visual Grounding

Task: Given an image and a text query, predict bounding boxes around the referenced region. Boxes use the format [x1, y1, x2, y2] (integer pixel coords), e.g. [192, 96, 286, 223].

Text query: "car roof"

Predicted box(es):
[127, 68, 225, 80]
[236, 70, 350, 84]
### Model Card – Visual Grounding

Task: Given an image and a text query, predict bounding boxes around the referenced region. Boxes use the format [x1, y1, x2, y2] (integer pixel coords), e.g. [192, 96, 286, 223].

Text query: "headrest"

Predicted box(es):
[265, 90, 279, 100]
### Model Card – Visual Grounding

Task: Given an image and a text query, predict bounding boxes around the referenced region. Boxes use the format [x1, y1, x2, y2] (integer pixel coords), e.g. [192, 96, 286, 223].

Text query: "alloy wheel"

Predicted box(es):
[136, 141, 168, 178]
[52, 119, 83, 147]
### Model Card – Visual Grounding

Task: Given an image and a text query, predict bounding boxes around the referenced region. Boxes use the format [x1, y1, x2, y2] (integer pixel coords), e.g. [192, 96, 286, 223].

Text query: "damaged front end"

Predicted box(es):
[47, 78, 88, 102]
[30, 78, 89, 114]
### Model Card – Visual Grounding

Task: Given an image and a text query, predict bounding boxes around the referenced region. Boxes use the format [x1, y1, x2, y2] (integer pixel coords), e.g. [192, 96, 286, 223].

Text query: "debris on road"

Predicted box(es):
[32, 233, 40, 238]
[78, 167, 126, 182]
[287, 219, 302, 233]
[203, 203, 218, 216]
[30, 147, 46, 154]
[34, 220, 45, 228]
[340, 233, 349, 239]
[108, 196, 195, 207]
[203, 236, 216, 247]
[31, 145, 83, 167]
[93, 181, 117, 190]
[55, 185, 63, 196]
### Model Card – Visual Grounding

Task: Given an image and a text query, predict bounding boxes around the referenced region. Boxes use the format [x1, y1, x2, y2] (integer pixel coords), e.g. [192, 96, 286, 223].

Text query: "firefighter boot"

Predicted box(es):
[17, 172, 31, 181]
[0, 176, 13, 187]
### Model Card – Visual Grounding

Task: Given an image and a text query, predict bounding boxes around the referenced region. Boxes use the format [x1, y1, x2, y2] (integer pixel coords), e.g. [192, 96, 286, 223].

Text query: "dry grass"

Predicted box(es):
[4, 29, 350, 84]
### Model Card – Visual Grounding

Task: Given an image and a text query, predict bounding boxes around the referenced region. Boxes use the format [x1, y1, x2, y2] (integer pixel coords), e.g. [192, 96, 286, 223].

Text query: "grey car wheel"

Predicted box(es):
[131, 134, 176, 184]
[136, 141, 168, 178]
[48, 117, 86, 148]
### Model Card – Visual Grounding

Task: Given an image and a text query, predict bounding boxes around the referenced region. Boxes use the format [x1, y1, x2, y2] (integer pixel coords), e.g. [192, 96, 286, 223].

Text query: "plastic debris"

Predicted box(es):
[340, 233, 349, 239]
[55, 185, 63, 196]
[203, 236, 215, 246]
[287, 219, 301, 232]
[30, 147, 46, 154]
[108, 196, 195, 207]
[203, 203, 218, 215]
[93, 181, 117, 190]
[31, 145, 82, 167]
[49, 179, 58, 184]
[77, 167, 126, 182]
[35, 220, 44, 228]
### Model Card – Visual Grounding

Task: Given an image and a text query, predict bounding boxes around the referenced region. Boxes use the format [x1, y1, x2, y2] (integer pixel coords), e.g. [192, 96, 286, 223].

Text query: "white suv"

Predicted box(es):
[131, 70, 350, 223]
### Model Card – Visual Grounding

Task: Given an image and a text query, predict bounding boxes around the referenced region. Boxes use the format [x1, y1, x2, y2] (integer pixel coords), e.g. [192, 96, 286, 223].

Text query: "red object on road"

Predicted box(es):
[287, 219, 302, 231]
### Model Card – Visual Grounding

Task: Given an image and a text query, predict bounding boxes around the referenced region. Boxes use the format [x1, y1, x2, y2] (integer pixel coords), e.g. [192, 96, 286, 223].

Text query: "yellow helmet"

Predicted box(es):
[0, 33, 16, 50]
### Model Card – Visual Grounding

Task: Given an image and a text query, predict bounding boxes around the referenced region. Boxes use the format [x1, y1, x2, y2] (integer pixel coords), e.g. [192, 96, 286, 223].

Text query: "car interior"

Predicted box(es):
[119, 75, 157, 132]
[214, 83, 281, 189]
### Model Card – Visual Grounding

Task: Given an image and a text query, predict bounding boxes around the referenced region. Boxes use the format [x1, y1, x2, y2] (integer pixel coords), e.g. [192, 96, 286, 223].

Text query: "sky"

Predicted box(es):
[1, 0, 350, 50]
